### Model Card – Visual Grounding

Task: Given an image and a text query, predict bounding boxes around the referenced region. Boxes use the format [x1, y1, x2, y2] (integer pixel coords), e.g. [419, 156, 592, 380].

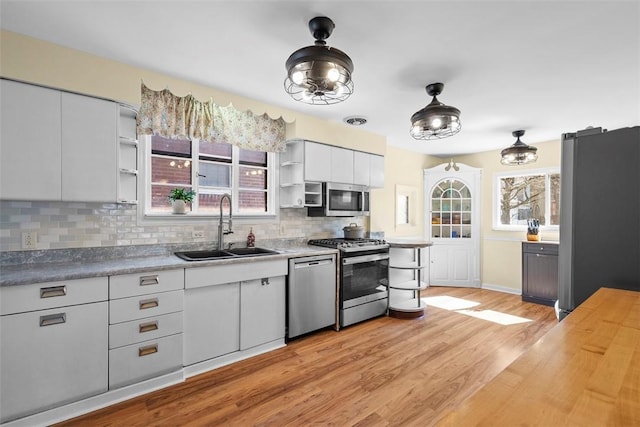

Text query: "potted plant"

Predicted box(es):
[168, 188, 196, 214]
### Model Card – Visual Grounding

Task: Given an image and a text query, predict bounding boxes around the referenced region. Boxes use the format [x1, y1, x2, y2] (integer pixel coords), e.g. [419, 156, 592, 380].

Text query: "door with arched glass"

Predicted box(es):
[424, 163, 481, 287]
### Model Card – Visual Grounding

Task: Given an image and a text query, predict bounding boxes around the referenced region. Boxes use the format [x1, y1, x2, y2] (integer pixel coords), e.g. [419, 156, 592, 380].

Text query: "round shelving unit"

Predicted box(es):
[387, 239, 433, 319]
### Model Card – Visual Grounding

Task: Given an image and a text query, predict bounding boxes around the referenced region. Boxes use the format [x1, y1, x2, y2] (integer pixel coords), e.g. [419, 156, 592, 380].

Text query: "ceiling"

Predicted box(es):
[1, 1, 638, 157]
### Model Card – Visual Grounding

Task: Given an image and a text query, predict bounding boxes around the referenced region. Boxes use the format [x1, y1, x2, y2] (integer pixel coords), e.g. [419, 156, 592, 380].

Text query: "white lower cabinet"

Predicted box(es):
[240, 276, 285, 350]
[0, 279, 108, 424]
[108, 269, 184, 389]
[184, 259, 287, 367]
[183, 282, 240, 365]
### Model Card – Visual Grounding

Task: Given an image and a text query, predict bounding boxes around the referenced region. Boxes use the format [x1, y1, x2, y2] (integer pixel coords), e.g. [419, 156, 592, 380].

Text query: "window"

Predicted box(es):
[146, 135, 274, 216]
[431, 179, 472, 239]
[494, 168, 560, 229]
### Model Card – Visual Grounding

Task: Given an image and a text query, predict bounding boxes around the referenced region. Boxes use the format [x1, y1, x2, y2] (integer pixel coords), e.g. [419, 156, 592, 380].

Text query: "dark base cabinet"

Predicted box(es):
[522, 242, 558, 306]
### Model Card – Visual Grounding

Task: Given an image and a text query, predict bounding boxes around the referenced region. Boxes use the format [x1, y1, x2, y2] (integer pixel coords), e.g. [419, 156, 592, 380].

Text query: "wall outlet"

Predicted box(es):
[192, 230, 205, 238]
[22, 231, 37, 250]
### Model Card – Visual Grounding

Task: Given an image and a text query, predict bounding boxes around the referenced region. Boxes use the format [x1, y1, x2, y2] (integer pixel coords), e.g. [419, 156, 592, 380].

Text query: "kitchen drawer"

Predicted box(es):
[109, 290, 183, 324]
[109, 311, 183, 349]
[522, 242, 559, 256]
[1, 277, 108, 315]
[110, 268, 184, 299]
[109, 333, 182, 389]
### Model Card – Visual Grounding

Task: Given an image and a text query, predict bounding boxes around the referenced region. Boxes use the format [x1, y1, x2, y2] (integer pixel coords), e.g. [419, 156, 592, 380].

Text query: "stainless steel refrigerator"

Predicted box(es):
[558, 126, 640, 319]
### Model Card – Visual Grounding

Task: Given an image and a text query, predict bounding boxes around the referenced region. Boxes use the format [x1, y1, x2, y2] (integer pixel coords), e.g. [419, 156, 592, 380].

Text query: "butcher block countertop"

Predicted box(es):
[438, 287, 640, 426]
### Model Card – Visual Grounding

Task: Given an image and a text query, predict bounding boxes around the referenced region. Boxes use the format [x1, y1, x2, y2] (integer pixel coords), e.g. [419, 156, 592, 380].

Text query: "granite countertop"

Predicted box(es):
[0, 241, 338, 287]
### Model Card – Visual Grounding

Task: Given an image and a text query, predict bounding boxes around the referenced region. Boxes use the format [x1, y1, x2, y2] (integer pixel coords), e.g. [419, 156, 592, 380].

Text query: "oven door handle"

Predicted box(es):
[342, 253, 390, 265]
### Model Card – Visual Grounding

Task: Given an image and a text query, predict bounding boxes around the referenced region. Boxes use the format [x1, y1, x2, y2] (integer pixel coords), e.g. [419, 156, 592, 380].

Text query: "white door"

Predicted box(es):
[424, 163, 481, 287]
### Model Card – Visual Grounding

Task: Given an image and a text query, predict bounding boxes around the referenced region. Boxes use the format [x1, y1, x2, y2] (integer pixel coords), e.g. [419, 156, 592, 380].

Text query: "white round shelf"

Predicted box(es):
[389, 280, 428, 291]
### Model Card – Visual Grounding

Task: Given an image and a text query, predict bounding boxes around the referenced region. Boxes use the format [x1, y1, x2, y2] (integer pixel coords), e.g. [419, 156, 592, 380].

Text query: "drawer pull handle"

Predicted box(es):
[140, 275, 159, 286]
[261, 278, 270, 286]
[139, 321, 159, 333]
[40, 313, 66, 327]
[40, 285, 67, 298]
[139, 298, 159, 310]
[138, 344, 158, 357]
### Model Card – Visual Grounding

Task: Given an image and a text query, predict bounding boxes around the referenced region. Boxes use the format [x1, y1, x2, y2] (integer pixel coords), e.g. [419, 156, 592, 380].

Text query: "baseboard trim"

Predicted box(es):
[184, 339, 286, 379]
[481, 283, 522, 295]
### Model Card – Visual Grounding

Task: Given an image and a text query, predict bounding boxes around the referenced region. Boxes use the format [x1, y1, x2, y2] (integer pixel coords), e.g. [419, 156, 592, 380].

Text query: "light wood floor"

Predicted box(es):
[57, 287, 557, 427]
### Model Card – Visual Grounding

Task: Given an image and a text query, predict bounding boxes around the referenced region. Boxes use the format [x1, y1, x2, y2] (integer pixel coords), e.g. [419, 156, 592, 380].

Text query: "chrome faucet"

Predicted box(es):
[217, 193, 233, 250]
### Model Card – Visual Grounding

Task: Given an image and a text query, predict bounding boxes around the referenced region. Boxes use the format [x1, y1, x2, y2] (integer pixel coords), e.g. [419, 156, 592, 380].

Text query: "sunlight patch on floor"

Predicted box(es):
[421, 296, 533, 325]
[421, 296, 480, 310]
[456, 309, 532, 325]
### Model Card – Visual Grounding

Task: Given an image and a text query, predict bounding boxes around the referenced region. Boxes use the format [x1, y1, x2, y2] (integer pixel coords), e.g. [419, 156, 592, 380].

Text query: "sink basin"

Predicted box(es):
[175, 247, 279, 261]
[225, 247, 279, 256]
[174, 249, 235, 261]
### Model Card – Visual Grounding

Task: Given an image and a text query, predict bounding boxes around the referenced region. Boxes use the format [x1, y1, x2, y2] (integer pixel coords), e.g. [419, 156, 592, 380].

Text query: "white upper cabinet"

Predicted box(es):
[353, 151, 371, 186]
[303, 140, 331, 182]
[352, 151, 384, 188]
[330, 146, 354, 184]
[61, 92, 118, 202]
[1, 79, 62, 201]
[279, 139, 385, 207]
[0, 79, 134, 203]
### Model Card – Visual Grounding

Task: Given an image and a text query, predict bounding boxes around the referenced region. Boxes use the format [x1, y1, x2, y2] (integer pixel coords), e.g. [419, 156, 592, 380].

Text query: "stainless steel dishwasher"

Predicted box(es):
[287, 254, 336, 339]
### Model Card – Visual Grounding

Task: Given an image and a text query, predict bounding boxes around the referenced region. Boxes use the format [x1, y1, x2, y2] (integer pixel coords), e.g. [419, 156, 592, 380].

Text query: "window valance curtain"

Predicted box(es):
[136, 83, 286, 152]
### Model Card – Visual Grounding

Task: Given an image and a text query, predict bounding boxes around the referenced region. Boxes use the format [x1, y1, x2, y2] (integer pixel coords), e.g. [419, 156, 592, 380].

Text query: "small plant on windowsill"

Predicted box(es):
[168, 188, 196, 214]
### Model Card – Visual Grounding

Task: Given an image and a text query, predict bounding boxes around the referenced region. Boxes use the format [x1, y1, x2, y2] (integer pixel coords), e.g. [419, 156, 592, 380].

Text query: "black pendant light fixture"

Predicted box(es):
[410, 83, 461, 140]
[284, 16, 354, 105]
[501, 130, 538, 165]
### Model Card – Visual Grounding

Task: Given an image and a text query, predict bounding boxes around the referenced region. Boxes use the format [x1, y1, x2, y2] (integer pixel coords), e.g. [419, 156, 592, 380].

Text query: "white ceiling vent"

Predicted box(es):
[343, 116, 368, 126]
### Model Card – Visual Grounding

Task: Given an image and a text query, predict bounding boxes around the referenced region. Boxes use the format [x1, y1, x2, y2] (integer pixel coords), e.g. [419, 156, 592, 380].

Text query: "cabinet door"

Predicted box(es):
[523, 249, 558, 305]
[61, 92, 117, 202]
[0, 79, 62, 201]
[240, 276, 285, 350]
[353, 151, 370, 186]
[183, 283, 240, 365]
[369, 154, 385, 188]
[331, 146, 354, 184]
[304, 141, 331, 182]
[0, 302, 108, 423]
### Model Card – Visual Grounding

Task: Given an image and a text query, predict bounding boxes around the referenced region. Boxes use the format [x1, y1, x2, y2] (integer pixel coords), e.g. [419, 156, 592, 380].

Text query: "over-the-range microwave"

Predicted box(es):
[307, 182, 370, 217]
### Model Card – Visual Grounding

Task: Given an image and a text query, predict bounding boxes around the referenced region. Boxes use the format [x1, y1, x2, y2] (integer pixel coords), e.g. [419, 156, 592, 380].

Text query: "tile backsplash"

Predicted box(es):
[0, 201, 369, 252]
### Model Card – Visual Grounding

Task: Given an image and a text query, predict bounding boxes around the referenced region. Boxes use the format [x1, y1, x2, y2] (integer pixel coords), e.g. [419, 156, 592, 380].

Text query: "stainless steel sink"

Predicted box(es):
[225, 247, 279, 256]
[175, 247, 279, 261]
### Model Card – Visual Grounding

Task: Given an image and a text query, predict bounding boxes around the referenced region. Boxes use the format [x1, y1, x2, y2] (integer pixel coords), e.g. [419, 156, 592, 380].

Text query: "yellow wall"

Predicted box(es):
[455, 139, 561, 291]
[370, 145, 440, 237]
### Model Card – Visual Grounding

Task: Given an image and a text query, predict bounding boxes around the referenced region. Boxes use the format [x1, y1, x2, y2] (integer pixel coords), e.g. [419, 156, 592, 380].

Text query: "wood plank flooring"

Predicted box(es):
[56, 287, 557, 427]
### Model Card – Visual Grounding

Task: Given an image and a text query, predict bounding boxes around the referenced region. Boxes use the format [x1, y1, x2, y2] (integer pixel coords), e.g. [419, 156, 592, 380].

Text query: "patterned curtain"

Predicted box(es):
[136, 83, 286, 152]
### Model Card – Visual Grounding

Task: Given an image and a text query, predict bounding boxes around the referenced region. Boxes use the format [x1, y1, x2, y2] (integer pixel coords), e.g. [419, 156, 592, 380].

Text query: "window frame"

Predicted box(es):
[492, 167, 560, 231]
[140, 135, 277, 219]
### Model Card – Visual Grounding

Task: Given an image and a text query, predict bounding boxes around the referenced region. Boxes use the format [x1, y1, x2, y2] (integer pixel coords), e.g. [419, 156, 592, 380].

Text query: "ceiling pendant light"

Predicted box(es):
[501, 130, 538, 165]
[284, 16, 354, 105]
[410, 83, 461, 140]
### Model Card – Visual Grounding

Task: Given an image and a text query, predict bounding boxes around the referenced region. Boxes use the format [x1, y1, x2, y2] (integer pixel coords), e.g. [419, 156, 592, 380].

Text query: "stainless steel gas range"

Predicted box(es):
[308, 238, 389, 328]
